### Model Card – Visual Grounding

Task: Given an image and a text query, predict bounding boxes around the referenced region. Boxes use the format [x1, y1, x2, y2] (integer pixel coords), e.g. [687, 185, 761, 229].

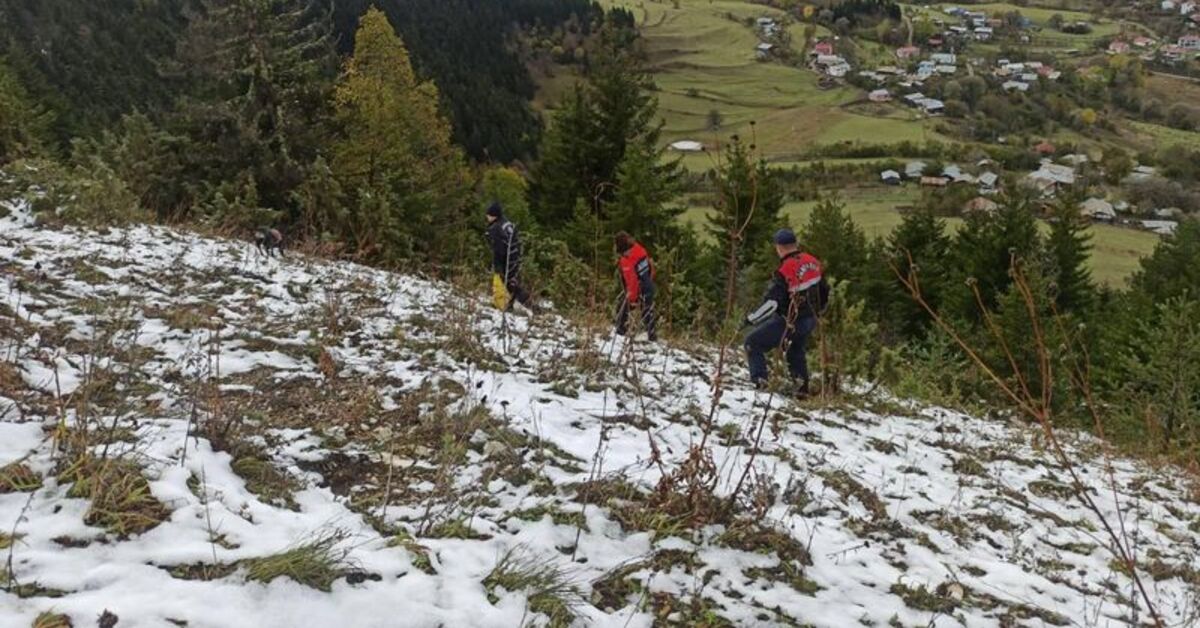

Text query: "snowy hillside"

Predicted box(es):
[1, 202, 1197, 628]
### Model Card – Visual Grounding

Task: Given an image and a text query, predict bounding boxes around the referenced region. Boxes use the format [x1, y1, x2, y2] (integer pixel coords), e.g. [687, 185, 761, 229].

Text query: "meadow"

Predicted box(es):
[600, 0, 938, 166]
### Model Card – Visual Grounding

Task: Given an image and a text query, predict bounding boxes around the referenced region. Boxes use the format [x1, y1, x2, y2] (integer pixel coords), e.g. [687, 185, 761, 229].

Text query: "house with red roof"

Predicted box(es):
[813, 40, 835, 56]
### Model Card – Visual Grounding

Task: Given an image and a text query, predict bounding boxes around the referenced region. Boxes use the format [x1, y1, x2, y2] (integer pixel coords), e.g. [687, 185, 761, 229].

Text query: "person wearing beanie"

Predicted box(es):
[614, 231, 657, 342]
[742, 228, 830, 396]
[485, 202, 533, 312]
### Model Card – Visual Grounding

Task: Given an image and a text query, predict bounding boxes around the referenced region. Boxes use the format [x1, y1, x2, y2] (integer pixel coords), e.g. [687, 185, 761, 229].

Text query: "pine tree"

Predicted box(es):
[1131, 218, 1200, 304]
[528, 85, 598, 228]
[530, 20, 679, 249]
[707, 136, 784, 315]
[330, 6, 470, 262]
[948, 198, 1042, 319]
[800, 196, 871, 299]
[606, 140, 682, 251]
[1045, 196, 1095, 313]
[885, 208, 952, 339]
[172, 0, 337, 217]
[0, 57, 49, 163]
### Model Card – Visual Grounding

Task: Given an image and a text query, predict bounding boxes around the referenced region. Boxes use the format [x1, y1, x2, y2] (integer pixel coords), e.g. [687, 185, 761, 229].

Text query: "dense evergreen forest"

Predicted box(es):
[0, 0, 595, 161]
[0, 0, 1196, 463]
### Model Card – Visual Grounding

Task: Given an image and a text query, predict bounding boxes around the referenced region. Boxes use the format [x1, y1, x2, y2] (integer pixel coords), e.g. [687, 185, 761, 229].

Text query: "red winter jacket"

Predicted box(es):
[618, 242, 656, 304]
[746, 250, 829, 325]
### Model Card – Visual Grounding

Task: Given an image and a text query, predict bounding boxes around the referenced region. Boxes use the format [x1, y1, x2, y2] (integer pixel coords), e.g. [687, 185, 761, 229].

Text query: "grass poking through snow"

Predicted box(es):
[243, 530, 352, 592]
[484, 545, 583, 628]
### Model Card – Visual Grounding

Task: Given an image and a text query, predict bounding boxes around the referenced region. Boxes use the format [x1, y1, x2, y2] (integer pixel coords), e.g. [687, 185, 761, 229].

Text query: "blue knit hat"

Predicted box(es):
[486, 202, 503, 218]
[773, 228, 797, 245]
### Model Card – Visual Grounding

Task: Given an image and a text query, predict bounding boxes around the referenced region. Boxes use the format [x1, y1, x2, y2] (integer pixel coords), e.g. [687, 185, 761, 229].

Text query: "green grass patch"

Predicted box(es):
[1128, 121, 1200, 151]
[484, 545, 582, 628]
[231, 456, 299, 511]
[243, 530, 352, 592]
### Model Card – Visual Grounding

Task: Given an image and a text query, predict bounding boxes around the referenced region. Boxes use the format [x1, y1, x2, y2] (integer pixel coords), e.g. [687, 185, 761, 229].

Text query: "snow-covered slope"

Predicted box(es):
[1, 202, 1197, 628]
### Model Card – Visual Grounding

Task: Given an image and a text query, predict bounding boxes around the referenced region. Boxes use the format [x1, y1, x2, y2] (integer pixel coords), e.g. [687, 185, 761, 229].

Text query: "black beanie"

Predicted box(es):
[486, 202, 503, 218]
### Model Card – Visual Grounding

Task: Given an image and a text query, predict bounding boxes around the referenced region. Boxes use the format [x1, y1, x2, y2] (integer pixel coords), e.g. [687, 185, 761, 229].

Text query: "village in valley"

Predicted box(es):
[751, 0, 1199, 235]
[598, 0, 1200, 285]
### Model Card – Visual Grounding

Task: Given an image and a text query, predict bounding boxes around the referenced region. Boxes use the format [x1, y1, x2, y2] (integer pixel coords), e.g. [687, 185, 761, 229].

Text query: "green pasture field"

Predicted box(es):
[599, 0, 941, 167]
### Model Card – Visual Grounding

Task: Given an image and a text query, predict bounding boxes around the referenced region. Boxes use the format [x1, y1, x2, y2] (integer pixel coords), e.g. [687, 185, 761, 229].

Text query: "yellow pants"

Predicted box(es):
[492, 274, 511, 310]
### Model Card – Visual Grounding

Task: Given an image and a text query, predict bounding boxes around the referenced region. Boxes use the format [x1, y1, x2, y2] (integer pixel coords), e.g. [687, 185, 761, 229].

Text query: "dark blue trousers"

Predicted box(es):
[745, 315, 817, 385]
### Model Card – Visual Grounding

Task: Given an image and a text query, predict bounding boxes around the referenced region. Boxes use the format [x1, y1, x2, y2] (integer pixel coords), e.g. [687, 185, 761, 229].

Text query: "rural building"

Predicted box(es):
[978, 171, 999, 192]
[1003, 81, 1031, 92]
[881, 170, 902, 185]
[944, 166, 976, 184]
[756, 42, 775, 59]
[935, 64, 958, 75]
[1063, 154, 1089, 166]
[669, 140, 704, 152]
[869, 89, 892, 102]
[895, 46, 920, 59]
[1181, 0, 1197, 14]
[1162, 0, 1177, 9]
[1028, 161, 1076, 195]
[1034, 141, 1057, 155]
[931, 52, 957, 64]
[1180, 35, 1200, 50]
[1128, 165, 1159, 182]
[1108, 40, 1131, 54]
[974, 27, 994, 40]
[1153, 207, 1181, 218]
[813, 40, 835, 56]
[964, 197, 1000, 213]
[905, 161, 927, 178]
[1133, 36, 1156, 48]
[1162, 45, 1188, 62]
[757, 17, 780, 37]
[1142, 220, 1178, 235]
[1080, 198, 1116, 221]
[920, 98, 945, 114]
[921, 176, 949, 187]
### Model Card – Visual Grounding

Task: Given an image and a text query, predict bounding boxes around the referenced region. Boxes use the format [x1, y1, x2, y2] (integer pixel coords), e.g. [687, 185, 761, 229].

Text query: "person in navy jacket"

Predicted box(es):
[743, 228, 829, 396]
[614, 231, 657, 342]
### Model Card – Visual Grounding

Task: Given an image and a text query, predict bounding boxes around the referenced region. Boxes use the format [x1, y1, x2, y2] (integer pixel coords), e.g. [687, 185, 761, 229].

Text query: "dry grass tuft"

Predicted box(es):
[60, 457, 168, 537]
[0, 463, 42, 494]
[32, 612, 72, 628]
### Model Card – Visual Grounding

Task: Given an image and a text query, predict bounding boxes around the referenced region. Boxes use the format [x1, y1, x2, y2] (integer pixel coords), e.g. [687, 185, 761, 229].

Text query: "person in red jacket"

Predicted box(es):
[614, 231, 657, 342]
[743, 228, 829, 396]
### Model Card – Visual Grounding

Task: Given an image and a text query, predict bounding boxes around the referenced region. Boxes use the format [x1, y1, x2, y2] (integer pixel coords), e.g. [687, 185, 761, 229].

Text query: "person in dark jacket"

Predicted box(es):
[485, 202, 533, 312]
[614, 231, 657, 341]
[743, 228, 829, 396]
